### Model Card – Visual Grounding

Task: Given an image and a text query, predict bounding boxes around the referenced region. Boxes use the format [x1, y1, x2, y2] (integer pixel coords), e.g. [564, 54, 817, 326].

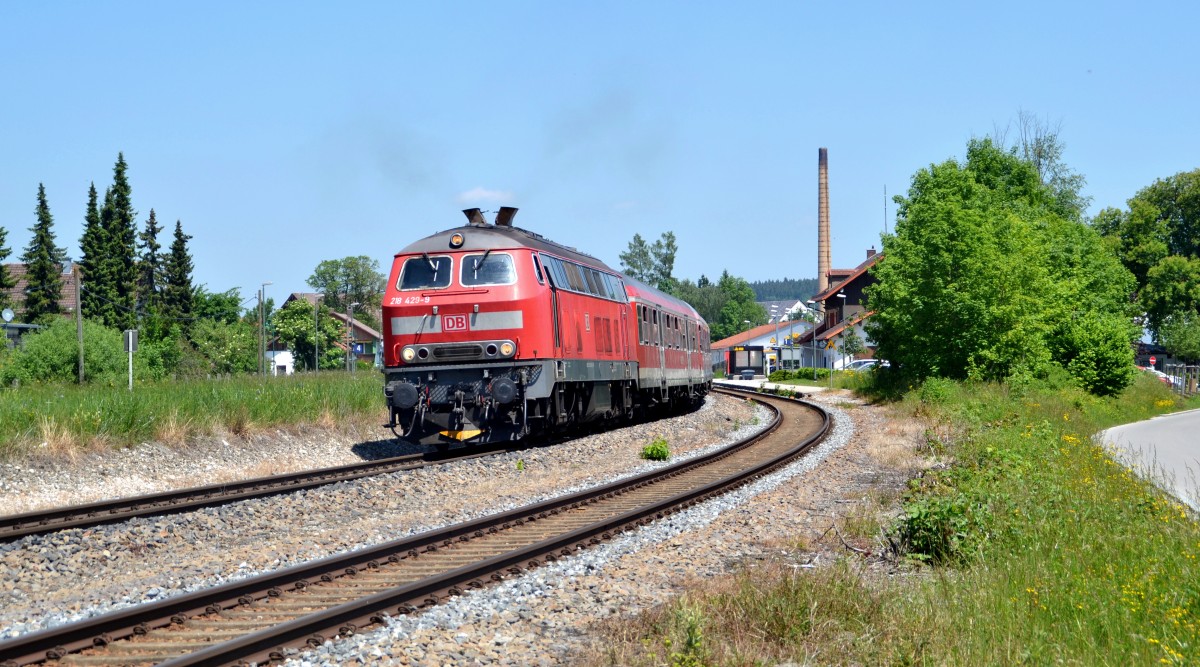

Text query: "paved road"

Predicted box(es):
[1098, 409, 1200, 510]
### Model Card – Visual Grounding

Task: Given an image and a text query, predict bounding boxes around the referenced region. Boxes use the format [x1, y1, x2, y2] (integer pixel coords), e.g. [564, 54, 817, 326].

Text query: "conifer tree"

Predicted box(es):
[136, 208, 164, 318]
[21, 184, 66, 323]
[78, 182, 109, 322]
[162, 220, 195, 325]
[100, 153, 137, 330]
[0, 224, 14, 310]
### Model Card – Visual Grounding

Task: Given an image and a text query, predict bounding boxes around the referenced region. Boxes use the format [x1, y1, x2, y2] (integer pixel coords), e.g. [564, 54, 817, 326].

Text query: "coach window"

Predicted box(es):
[400, 255, 452, 290]
[564, 262, 586, 292]
[549, 257, 569, 288]
[461, 253, 516, 286]
[583, 269, 600, 296]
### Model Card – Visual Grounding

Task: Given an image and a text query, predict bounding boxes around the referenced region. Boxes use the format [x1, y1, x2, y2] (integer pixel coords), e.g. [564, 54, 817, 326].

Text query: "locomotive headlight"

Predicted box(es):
[449, 232, 465, 248]
[401, 346, 416, 362]
[499, 341, 515, 357]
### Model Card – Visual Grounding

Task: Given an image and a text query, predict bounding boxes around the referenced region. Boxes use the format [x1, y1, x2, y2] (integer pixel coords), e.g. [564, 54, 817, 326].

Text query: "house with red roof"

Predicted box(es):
[794, 248, 881, 369]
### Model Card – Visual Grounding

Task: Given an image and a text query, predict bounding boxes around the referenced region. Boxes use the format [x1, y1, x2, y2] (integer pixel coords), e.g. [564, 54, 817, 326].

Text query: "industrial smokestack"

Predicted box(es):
[818, 148, 831, 300]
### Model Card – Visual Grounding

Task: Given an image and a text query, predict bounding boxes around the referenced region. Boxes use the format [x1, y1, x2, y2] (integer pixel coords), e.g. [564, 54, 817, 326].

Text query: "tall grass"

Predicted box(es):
[593, 373, 1200, 666]
[0, 372, 384, 458]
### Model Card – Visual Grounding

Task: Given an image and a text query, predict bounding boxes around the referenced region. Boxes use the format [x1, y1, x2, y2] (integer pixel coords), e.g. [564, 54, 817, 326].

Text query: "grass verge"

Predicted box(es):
[592, 373, 1200, 665]
[0, 371, 384, 458]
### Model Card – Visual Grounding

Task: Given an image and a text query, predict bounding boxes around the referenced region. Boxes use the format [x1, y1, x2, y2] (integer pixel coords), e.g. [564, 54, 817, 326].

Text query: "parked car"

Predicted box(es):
[844, 359, 888, 372]
[1138, 366, 1177, 387]
[739, 368, 757, 380]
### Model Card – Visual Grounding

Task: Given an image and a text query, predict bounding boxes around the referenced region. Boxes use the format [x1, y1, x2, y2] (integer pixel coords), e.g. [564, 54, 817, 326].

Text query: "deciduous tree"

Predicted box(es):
[272, 298, 343, 370]
[306, 256, 384, 329]
[1160, 311, 1200, 362]
[712, 271, 766, 341]
[620, 231, 677, 292]
[867, 139, 1136, 394]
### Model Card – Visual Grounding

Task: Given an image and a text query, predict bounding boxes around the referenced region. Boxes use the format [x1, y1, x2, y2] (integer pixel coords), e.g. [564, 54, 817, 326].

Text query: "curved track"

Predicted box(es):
[0, 443, 519, 542]
[0, 389, 827, 667]
[0, 404, 705, 543]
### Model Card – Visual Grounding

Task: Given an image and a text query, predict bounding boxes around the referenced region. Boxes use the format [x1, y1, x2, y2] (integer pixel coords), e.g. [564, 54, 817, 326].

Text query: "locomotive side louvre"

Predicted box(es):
[381, 216, 711, 446]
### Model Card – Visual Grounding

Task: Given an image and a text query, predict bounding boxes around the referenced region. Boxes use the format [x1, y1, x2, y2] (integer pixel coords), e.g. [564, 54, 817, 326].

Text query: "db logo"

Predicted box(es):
[443, 314, 469, 332]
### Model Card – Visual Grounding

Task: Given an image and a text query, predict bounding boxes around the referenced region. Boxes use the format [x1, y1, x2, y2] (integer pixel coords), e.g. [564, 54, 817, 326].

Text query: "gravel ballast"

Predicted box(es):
[0, 389, 926, 667]
[0, 393, 765, 642]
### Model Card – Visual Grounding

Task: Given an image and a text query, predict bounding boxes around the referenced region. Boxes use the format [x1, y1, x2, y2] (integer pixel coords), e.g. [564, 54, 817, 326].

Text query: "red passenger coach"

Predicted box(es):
[382, 207, 712, 445]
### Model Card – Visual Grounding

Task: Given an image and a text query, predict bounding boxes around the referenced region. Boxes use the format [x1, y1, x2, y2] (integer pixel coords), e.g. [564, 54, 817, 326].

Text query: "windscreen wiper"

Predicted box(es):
[473, 249, 491, 279]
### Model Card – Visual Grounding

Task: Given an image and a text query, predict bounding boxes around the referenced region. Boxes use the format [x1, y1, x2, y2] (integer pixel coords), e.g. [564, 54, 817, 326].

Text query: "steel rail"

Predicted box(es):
[0, 437, 553, 542]
[0, 397, 718, 543]
[0, 389, 826, 667]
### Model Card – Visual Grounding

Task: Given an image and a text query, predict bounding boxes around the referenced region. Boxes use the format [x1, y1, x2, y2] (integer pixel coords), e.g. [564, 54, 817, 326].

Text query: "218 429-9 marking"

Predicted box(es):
[390, 296, 431, 305]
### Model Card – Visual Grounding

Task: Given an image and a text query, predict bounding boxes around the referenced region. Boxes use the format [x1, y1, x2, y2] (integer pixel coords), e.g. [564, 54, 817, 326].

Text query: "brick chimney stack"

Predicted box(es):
[817, 148, 831, 301]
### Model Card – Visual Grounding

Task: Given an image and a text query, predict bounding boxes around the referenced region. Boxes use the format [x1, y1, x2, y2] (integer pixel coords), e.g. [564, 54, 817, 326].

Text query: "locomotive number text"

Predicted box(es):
[391, 296, 431, 305]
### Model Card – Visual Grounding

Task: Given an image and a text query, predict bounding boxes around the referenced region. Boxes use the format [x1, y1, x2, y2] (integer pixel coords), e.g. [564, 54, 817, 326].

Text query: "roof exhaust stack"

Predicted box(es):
[462, 208, 489, 226]
[494, 206, 518, 228]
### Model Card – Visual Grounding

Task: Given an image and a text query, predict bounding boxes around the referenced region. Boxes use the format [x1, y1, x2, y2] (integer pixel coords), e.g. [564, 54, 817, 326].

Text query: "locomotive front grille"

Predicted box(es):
[433, 344, 485, 360]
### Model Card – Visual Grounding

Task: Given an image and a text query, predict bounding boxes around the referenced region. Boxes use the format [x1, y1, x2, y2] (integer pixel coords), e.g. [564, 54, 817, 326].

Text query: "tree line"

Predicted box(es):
[869, 115, 1200, 396]
[0, 150, 390, 383]
[0, 154, 197, 330]
[619, 233, 773, 341]
[621, 111, 1199, 397]
[0, 154, 259, 383]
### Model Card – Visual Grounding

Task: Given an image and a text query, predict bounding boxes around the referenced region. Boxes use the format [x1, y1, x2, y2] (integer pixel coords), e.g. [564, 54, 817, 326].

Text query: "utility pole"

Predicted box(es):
[347, 302, 361, 372]
[74, 263, 84, 383]
[259, 281, 272, 377]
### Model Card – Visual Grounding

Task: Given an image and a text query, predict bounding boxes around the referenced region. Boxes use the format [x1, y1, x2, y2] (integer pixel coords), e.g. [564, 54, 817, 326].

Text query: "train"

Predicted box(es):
[381, 207, 712, 445]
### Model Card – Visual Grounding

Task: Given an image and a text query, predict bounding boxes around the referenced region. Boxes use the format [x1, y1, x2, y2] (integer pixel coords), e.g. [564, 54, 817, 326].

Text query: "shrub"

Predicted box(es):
[641, 438, 670, 461]
[1, 319, 126, 384]
[1049, 312, 1136, 396]
[918, 377, 955, 405]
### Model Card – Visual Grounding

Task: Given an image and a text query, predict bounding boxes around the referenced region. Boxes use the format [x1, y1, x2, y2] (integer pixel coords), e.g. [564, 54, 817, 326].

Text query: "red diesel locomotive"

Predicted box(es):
[382, 207, 712, 444]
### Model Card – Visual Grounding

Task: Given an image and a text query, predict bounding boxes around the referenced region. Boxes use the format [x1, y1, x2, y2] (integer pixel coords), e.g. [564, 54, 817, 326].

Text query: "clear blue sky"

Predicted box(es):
[2, 2, 1196, 307]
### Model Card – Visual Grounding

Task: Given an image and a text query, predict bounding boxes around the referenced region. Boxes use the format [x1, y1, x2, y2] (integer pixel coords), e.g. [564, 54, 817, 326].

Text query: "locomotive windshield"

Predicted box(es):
[461, 252, 516, 286]
[399, 255, 452, 290]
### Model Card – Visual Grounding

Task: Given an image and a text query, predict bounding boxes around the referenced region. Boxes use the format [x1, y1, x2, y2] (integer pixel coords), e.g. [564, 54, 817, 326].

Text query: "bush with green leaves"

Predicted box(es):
[0, 318, 126, 384]
[867, 138, 1138, 395]
[640, 438, 670, 461]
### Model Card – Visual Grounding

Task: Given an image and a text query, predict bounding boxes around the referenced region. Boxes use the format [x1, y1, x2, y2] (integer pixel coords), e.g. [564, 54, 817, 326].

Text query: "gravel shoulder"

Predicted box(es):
[0, 393, 765, 640]
[295, 390, 927, 666]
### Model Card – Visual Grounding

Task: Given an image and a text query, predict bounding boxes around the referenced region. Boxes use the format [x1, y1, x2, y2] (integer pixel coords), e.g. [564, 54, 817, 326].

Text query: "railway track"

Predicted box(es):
[0, 397, 733, 543]
[0, 434, 576, 542]
[0, 389, 827, 667]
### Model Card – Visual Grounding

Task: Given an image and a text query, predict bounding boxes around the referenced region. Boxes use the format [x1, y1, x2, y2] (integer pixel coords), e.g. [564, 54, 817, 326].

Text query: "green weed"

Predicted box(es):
[641, 438, 670, 461]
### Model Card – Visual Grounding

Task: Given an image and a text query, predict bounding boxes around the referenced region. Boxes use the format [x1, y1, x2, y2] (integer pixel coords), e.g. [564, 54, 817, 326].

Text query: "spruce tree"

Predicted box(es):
[162, 220, 194, 325]
[136, 208, 164, 319]
[21, 184, 66, 323]
[0, 224, 15, 310]
[100, 153, 137, 330]
[78, 182, 109, 322]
